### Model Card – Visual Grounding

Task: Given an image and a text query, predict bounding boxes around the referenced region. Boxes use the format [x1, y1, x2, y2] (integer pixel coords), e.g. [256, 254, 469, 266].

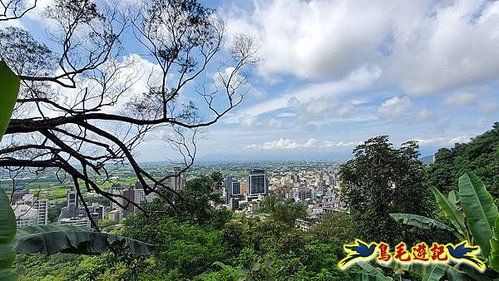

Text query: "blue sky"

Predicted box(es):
[5, 0, 499, 161]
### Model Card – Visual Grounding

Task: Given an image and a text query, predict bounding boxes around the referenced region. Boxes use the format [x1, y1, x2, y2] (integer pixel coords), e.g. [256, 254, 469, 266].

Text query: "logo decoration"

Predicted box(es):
[338, 239, 485, 272]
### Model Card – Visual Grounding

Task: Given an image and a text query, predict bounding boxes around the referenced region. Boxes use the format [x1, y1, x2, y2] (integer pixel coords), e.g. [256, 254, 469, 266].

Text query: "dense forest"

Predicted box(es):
[427, 122, 499, 196]
[12, 123, 499, 280]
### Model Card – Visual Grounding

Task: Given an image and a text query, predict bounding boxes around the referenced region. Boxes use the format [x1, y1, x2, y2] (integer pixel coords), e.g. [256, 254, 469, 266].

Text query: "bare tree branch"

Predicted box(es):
[0, 0, 258, 225]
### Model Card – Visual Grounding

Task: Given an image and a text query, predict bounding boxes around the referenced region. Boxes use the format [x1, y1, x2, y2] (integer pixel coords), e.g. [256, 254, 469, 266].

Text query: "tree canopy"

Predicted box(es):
[427, 122, 499, 196]
[339, 136, 432, 243]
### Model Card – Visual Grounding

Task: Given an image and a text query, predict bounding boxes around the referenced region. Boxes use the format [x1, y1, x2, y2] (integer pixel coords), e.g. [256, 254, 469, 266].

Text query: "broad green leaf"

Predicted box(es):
[353, 261, 393, 281]
[0, 188, 17, 281]
[489, 216, 499, 272]
[459, 172, 498, 258]
[459, 264, 493, 281]
[430, 186, 466, 237]
[383, 262, 431, 277]
[448, 190, 459, 204]
[444, 265, 470, 281]
[390, 213, 457, 236]
[349, 272, 393, 281]
[0, 60, 20, 142]
[15, 225, 155, 256]
[421, 264, 446, 281]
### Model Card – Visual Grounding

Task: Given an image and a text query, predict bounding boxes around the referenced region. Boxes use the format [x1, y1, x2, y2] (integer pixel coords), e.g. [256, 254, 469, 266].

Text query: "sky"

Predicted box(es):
[4, 0, 499, 161]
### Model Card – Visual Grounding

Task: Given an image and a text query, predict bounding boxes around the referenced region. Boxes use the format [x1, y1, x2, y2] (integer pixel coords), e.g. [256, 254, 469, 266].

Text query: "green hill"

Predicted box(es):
[427, 122, 499, 196]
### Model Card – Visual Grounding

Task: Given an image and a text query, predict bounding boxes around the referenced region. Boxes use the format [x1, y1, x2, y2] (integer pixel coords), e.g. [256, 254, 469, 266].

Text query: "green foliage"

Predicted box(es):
[0, 188, 17, 281]
[15, 254, 84, 281]
[420, 264, 447, 281]
[389, 213, 456, 235]
[458, 172, 498, 257]
[160, 172, 230, 227]
[15, 225, 155, 256]
[427, 123, 499, 196]
[47, 205, 62, 223]
[390, 172, 499, 280]
[489, 217, 499, 273]
[350, 261, 393, 281]
[0, 61, 21, 281]
[430, 186, 467, 239]
[0, 60, 20, 142]
[340, 136, 432, 243]
[17, 173, 346, 280]
[259, 194, 307, 226]
[123, 214, 229, 279]
[310, 211, 355, 244]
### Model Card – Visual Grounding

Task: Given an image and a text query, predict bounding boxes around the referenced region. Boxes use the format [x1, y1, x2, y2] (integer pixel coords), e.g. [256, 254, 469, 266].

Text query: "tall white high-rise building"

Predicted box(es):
[12, 193, 49, 228]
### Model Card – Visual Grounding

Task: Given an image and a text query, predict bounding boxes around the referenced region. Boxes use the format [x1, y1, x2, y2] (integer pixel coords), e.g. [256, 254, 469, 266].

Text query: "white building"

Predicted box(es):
[12, 193, 49, 228]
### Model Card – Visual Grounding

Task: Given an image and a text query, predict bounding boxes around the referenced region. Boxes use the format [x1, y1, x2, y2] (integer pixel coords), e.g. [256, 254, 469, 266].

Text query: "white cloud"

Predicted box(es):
[246, 138, 317, 150]
[38, 53, 162, 118]
[225, 0, 391, 80]
[443, 92, 476, 107]
[225, 0, 499, 95]
[276, 112, 296, 118]
[414, 109, 434, 123]
[322, 141, 360, 148]
[227, 64, 382, 122]
[238, 115, 287, 130]
[479, 101, 498, 113]
[378, 96, 412, 119]
[414, 135, 472, 146]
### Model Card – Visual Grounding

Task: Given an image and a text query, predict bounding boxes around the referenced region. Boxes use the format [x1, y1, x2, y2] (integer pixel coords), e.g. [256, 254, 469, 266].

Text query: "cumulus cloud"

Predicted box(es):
[245, 138, 366, 151]
[443, 92, 476, 107]
[227, 65, 382, 123]
[378, 96, 412, 119]
[322, 141, 360, 148]
[238, 114, 287, 130]
[245, 138, 317, 150]
[225, 0, 499, 95]
[414, 135, 472, 145]
[225, 0, 390, 79]
[479, 101, 499, 113]
[414, 109, 435, 123]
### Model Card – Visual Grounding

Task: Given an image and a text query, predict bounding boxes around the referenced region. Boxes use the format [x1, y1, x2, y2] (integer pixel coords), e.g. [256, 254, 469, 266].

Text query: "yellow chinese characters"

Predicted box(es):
[338, 240, 485, 272]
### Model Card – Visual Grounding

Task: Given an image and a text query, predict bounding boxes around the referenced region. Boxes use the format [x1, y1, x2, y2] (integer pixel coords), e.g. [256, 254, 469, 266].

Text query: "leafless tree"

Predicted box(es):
[0, 0, 258, 229]
[0, 0, 37, 21]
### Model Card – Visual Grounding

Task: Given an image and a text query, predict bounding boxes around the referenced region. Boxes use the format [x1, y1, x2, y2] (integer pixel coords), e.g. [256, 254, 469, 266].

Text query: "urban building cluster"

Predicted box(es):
[101, 170, 185, 223]
[10, 164, 343, 231]
[223, 169, 270, 212]
[222, 166, 345, 230]
[58, 188, 106, 227]
[11, 169, 185, 228]
[11, 189, 48, 228]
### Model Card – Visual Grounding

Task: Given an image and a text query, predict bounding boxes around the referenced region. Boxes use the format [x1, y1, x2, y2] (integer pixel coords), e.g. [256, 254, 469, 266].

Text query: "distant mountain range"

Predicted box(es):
[198, 150, 353, 162]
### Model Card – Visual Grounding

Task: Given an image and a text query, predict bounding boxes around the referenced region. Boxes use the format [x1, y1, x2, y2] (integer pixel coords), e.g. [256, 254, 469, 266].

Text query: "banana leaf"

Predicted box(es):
[390, 213, 456, 235]
[0, 60, 20, 141]
[430, 186, 467, 238]
[15, 225, 155, 256]
[421, 264, 446, 281]
[489, 216, 499, 272]
[459, 172, 498, 258]
[458, 264, 493, 281]
[444, 265, 470, 281]
[0, 188, 17, 281]
[351, 262, 393, 281]
[448, 190, 460, 204]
